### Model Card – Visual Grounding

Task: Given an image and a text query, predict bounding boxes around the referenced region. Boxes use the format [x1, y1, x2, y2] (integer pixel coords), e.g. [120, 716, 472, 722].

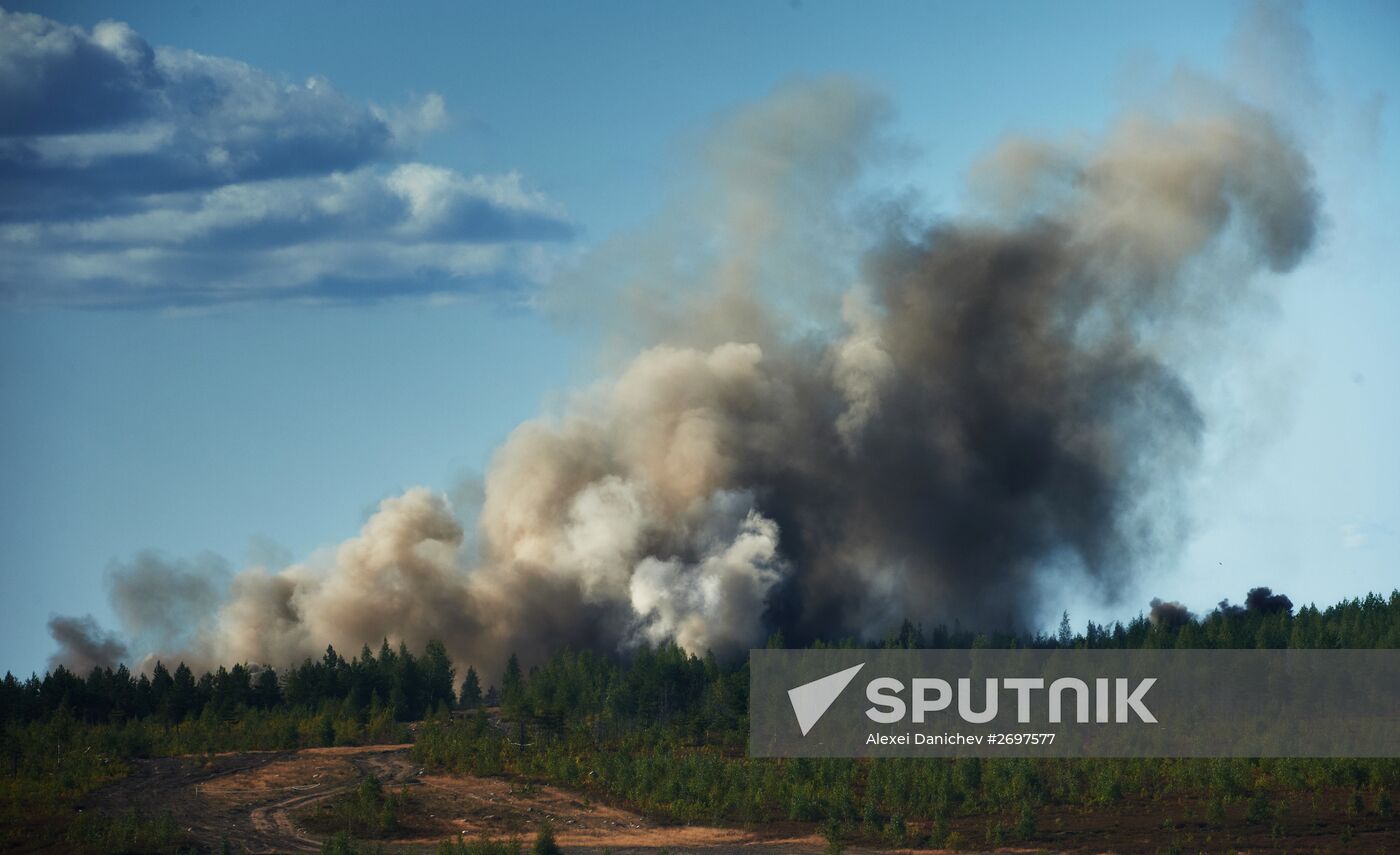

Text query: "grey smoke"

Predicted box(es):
[106, 551, 229, 655]
[47, 615, 129, 673]
[1149, 598, 1195, 629]
[49, 71, 1319, 673]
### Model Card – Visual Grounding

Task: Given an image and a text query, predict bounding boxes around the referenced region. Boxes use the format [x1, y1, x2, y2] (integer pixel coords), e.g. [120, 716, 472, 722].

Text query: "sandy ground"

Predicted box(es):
[78, 745, 1398, 853]
[83, 745, 407, 853]
[81, 744, 835, 853]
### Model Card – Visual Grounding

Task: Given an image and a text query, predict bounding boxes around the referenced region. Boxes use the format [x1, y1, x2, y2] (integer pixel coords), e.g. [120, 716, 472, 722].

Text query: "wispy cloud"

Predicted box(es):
[1340, 521, 1393, 551]
[0, 8, 572, 308]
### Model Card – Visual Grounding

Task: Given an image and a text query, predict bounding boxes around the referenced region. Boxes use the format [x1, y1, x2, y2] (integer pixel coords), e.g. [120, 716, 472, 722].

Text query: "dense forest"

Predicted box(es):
[3, 587, 1398, 852]
[412, 589, 1400, 849]
[2, 638, 458, 730]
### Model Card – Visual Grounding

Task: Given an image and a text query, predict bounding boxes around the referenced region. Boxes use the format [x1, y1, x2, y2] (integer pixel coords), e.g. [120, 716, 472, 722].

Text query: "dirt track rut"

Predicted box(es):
[85, 745, 418, 853]
[83, 744, 831, 853]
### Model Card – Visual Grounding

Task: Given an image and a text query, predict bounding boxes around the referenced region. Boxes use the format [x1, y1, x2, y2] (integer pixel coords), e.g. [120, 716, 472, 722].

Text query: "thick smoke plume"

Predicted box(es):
[1215, 585, 1295, 618]
[47, 615, 129, 673]
[1245, 586, 1295, 615]
[1149, 598, 1196, 629]
[51, 74, 1318, 674]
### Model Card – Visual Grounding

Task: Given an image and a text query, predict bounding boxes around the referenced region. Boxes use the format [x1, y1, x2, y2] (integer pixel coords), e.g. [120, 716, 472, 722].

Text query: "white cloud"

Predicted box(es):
[1340, 521, 1393, 551]
[0, 8, 572, 308]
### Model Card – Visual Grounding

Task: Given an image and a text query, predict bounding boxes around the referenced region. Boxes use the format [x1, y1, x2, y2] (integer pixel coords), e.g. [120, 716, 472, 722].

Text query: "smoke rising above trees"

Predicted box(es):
[50, 70, 1319, 674]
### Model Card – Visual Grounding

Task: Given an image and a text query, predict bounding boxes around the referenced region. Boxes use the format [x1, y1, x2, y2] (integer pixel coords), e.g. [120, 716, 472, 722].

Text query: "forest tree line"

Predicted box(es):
[411, 588, 1400, 848]
[4, 587, 1399, 732]
[2, 638, 458, 728]
[3, 587, 1399, 852]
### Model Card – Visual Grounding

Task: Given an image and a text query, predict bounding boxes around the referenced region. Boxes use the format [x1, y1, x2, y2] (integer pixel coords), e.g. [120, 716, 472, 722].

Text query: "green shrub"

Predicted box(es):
[1246, 790, 1270, 824]
[1016, 800, 1037, 839]
[437, 837, 525, 855]
[64, 808, 184, 854]
[1206, 794, 1227, 826]
[532, 824, 563, 855]
[299, 774, 407, 839]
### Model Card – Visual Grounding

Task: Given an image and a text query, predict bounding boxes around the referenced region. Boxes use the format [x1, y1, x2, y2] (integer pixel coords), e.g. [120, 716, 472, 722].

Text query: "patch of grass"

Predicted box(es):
[299, 774, 409, 839]
[320, 831, 389, 855]
[435, 836, 524, 854]
[64, 808, 190, 855]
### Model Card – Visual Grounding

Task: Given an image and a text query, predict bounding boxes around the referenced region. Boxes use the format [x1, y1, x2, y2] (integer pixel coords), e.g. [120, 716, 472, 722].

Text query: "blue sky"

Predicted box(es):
[2, 1, 1397, 675]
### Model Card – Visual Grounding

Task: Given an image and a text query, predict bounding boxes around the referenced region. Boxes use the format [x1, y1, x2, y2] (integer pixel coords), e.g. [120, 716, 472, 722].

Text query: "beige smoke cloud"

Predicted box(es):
[54, 66, 1319, 675]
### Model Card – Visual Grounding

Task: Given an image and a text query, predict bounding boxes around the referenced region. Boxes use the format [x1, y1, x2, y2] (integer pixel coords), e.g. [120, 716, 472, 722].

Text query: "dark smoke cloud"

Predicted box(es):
[1215, 586, 1295, 618]
[50, 68, 1320, 672]
[762, 98, 1314, 640]
[1244, 586, 1294, 615]
[1149, 598, 1195, 629]
[47, 615, 129, 673]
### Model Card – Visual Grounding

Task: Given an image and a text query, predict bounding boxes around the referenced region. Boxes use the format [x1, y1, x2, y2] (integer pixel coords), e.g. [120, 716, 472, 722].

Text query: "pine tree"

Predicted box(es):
[253, 666, 282, 709]
[1057, 611, 1074, 647]
[170, 662, 197, 722]
[460, 666, 483, 708]
[501, 653, 524, 709]
[422, 639, 456, 710]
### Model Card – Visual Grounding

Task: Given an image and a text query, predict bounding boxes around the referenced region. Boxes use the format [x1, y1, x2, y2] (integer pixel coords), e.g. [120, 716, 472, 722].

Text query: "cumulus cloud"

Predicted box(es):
[0, 15, 159, 136]
[0, 8, 571, 307]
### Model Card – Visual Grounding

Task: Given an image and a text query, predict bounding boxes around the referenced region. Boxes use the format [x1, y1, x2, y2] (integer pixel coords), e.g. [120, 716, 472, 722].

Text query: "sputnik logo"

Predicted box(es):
[788, 663, 864, 736]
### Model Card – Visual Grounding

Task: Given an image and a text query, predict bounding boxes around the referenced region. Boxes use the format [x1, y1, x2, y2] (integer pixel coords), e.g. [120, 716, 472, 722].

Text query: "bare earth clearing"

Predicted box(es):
[77, 745, 1393, 853]
[80, 744, 830, 854]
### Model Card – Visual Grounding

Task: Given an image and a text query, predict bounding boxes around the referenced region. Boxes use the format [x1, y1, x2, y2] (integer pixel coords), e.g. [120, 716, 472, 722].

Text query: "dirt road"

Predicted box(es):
[82, 744, 832, 853]
[84, 745, 416, 853]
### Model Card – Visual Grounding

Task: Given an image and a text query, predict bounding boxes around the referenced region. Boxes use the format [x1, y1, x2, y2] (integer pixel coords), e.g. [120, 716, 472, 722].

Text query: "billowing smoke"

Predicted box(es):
[47, 615, 129, 673]
[1149, 598, 1195, 629]
[1244, 586, 1294, 615]
[106, 551, 229, 654]
[1215, 586, 1295, 618]
[49, 71, 1318, 673]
